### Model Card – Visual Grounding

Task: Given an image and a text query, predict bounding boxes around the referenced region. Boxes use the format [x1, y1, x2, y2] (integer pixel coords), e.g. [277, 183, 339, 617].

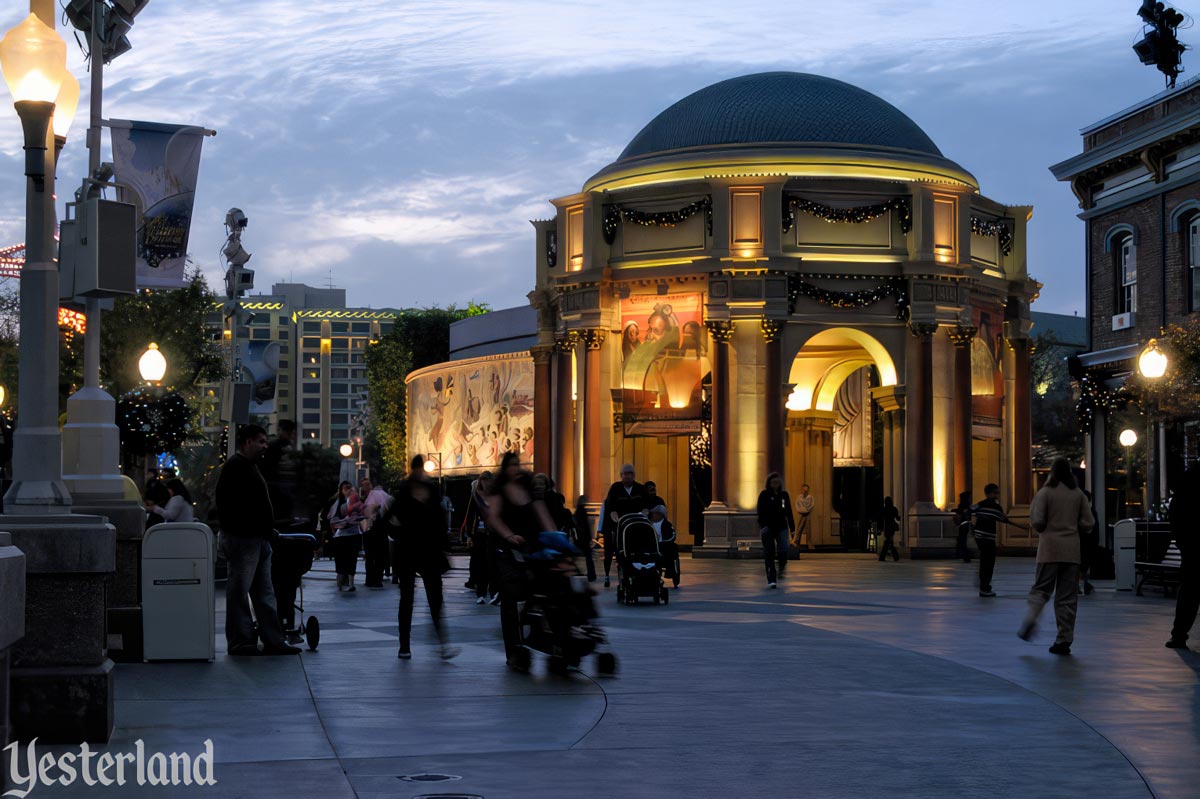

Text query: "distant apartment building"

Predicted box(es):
[207, 282, 400, 447]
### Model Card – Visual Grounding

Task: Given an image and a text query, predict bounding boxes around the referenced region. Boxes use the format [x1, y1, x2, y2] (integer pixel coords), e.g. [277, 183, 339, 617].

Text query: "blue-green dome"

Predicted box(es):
[618, 72, 942, 161]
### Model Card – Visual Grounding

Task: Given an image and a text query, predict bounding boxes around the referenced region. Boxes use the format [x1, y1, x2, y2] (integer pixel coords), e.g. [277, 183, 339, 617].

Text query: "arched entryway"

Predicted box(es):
[784, 328, 902, 550]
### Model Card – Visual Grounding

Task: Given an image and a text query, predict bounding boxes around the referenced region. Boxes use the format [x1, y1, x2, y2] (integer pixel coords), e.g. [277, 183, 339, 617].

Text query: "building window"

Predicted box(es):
[302, 337, 320, 349]
[331, 398, 348, 409]
[1190, 217, 1200, 312]
[302, 413, 319, 424]
[352, 323, 369, 333]
[333, 338, 350, 350]
[331, 368, 349, 379]
[331, 414, 349, 425]
[302, 383, 319, 394]
[278, 330, 289, 340]
[303, 322, 321, 333]
[1118, 235, 1137, 315]
[277, 388, 289, 398]
[303, 398, 320, 409]
[331, 322, 349, 333]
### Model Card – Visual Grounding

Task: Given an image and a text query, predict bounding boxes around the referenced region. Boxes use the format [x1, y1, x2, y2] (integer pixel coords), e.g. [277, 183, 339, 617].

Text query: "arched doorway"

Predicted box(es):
[785, 328, 900, 550]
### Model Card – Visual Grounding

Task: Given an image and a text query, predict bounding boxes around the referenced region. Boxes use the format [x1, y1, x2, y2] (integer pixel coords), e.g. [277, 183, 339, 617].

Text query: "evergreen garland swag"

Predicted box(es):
[602, 197, 713, 244]
[782, 195, 913, 234]
[970, 216, 1014, 256]
[786, 274, 909, 320]
[116, 387, 194, 456]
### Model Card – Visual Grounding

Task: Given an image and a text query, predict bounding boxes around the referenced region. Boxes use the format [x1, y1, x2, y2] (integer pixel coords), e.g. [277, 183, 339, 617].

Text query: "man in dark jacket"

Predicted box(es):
[216, 424, 299, 656]
[1167, 462, 1200, 649]
[600, 463, 651, 587]
[757, 473, 795, 588]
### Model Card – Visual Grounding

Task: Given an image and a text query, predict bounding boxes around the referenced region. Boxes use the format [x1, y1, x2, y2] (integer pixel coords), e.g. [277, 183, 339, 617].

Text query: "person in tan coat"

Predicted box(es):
[1018, 457, 1095, 655]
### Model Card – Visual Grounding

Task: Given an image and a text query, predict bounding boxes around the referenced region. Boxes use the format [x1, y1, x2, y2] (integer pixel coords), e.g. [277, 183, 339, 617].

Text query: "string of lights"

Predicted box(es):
[602, 197, 713, 244]
[1074, 373, 1135, 432]
[116, 387, 194, 456]
[970, 216, 1014, 256]
[784, 273, 909, 319]
[782, 195, 912, 234]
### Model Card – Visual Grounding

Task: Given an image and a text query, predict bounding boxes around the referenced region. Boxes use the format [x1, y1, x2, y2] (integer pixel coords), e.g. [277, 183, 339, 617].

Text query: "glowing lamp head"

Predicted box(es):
[51, 71, 79, 138]
[1119, 429, 1138, 448]
[0, 384, 6, 408]
[1138, 338, 1168, 379]
[424, 459, 436, 474]
[138, 342, 167, 383]
[0, 14, 68, 104]
[339, 443, 353, 458]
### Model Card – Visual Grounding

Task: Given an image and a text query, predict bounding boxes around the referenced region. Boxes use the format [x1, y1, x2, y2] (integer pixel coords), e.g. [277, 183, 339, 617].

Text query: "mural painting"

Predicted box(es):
[407, 354, 535, 475]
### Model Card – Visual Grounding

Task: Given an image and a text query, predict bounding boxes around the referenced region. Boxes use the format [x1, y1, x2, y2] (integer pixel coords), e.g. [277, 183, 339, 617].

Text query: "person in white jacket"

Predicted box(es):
[161, 478, 195, 523]
[1019, 458, 1094, 655]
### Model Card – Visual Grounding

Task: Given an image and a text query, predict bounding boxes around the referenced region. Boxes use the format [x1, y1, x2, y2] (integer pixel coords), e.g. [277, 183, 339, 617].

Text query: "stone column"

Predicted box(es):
[0, 532, 26, 754]
[706, 321, 734, 506]
[910, 323, 938, 506]
[531, 345, 553, 475]
[949, 326, 976, 500]
[870, 386, 906, 514]
[762, 319, 784, 477]
[581, 329, 607, 503]
[1009, 336, 1033, 506]
[553, 334, 577, 500]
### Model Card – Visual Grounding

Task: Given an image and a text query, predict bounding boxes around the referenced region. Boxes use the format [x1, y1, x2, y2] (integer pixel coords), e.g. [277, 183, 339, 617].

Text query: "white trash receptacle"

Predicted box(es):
[142, 522, 215, 661]
[1113, 518, 1137, 592]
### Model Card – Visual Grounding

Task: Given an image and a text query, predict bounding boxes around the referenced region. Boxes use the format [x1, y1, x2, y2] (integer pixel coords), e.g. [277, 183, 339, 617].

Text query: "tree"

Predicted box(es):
[1030, 331, 1084, 467]
[365, 303, 489, 483]
[1128, 316, 1200, 420]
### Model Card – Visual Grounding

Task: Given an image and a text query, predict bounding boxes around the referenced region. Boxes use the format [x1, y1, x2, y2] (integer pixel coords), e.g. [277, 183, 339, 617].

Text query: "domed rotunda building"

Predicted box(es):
[522, 71, 1038, 554]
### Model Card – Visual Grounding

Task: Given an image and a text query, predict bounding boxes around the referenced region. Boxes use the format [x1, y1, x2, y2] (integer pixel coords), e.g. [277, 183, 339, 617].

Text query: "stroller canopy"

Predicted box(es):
[617, 514, 660, 556]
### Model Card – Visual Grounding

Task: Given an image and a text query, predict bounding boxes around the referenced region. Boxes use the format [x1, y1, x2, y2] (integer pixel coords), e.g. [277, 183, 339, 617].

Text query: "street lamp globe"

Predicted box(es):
[0, 384, 6, 408]
[138, 342, 167, 383]
[424, 459, 436, 474]
[1138, 338, 1168, 379]
[0, 14, 68, 104]
[1119, 428, 1138, 448]
[51, 71, 78, 139]
[339, 443, 353, 458]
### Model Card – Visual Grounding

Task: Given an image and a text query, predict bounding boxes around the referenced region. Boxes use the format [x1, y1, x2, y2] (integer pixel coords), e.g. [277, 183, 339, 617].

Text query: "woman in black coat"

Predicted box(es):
[392, 456, 458, 660]
[756, 473, 795, 588]
[879, 496, 901, 562]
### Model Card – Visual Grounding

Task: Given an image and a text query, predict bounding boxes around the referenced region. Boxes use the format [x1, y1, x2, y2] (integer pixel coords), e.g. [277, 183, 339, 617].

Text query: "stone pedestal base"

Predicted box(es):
[697, 507, 761, 558]
[3, 515, 116, 744]
[72, 499, 145, 662]
[907, 503, 955, 558]
[0, 531, 25, 762]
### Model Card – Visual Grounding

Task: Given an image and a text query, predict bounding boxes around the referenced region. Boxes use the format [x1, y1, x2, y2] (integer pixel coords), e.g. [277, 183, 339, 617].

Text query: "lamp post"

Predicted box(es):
[138, 342, 167, 385]
[1, 12, 70, 510]
[1137, 338, 1168, 514]
[1119, 428, 1138, 518]
[338, 442, 355, 485]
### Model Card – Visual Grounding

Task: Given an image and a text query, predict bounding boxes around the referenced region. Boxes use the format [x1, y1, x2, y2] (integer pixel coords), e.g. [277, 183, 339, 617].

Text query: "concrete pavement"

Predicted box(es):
[12, 553, 1198, 799]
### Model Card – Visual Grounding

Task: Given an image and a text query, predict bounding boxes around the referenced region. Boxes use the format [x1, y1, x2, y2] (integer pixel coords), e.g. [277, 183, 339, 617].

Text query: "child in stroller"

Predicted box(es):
[615, 513, 670, 605]
[512, 531, 617, 675]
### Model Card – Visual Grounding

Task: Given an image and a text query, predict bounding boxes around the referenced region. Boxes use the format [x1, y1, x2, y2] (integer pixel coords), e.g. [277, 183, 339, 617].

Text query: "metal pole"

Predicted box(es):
[84, 0, 103, 390]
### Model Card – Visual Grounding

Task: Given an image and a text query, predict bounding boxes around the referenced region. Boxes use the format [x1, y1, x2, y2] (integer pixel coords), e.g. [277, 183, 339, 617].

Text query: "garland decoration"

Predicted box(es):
[785, 273, 909, 320]
[971, 216, 1014, 256]
[117, 387, 195, 456]
[782, 195, 912, 234]
[602, 197, 713, 244]
[1074, 373, 1134, 432]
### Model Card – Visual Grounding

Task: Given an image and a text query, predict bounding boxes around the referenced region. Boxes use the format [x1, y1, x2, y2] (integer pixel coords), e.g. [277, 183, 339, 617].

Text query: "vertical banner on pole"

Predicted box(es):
[109, 119, 207, 289]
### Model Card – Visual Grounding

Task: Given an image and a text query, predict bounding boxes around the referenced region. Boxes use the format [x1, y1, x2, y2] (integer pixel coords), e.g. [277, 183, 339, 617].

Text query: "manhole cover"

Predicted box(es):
[398, 774, 462, 783]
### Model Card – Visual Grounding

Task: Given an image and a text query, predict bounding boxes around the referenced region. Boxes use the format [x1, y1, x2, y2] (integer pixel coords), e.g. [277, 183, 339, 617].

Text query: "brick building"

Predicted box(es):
[1051, 75, 1200, 533]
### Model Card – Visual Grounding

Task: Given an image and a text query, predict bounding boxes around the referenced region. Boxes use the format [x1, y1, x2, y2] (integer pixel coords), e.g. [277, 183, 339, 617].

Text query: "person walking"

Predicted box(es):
[392, 455, 458, 660]
[215, 424, 300, 656]
[1167, 462, 1200, 649]
[878, 496, 901, 562]
[573, 494, 596, 582]
[953, 491, 973, 563]
[600, 464, 652, 587]
[757, 473, 795, 588]
[1018, 457, 1095, 655]
[359, 476, 393, 589]
[970, 483, 1008, 596]
[485, 452, 556, 669]
[794, 484, 814, 552]
[326, 481, 365, 592]
[463, 472, 493, 603]
[1079, 489, 1099, 596]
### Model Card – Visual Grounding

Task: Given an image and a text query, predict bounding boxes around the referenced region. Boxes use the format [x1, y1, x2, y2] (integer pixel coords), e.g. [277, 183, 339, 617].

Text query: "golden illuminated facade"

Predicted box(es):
[529, 73, 1039, 553]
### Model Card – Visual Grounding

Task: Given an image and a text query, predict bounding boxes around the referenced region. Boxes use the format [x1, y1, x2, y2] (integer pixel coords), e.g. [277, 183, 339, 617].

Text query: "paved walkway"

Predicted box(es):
[19, 554, 1199, 798]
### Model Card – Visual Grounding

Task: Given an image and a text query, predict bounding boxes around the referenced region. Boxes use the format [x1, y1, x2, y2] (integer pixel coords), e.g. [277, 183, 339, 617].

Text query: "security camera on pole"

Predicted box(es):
[222, 208, 254, 461]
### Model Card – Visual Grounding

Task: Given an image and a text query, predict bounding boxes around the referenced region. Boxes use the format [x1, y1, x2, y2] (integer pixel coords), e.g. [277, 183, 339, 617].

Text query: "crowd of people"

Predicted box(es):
[198, 421, 1197, 663]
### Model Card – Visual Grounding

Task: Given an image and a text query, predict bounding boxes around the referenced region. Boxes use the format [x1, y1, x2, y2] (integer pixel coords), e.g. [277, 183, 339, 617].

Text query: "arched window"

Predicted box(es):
[1189, 215, 1200, 312]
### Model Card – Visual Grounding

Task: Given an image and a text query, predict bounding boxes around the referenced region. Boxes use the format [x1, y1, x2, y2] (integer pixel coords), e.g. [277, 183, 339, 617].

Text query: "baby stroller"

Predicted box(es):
[616, 513, 669, 605]
[270, 531, 321, 651]
[511, 531, 617, 676]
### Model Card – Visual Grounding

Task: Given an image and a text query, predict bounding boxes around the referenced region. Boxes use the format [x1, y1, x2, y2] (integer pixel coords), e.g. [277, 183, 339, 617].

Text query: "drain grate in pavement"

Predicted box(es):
[398, 774, 462, 782]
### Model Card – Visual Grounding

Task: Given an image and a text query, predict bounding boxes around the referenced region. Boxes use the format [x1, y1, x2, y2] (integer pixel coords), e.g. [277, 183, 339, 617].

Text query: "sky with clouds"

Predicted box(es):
[0, 0, 1189, 317]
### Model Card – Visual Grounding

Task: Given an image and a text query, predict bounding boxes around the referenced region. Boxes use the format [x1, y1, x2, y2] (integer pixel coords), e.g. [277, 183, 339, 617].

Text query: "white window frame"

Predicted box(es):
[1189, 217, 1200, 312]
[1119, 236, 1137, 315]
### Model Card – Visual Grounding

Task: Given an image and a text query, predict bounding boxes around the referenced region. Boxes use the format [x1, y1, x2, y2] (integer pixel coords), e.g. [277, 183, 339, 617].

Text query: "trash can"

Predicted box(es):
[142, 522, 215, 661]
[1113, 518, 1137, 592]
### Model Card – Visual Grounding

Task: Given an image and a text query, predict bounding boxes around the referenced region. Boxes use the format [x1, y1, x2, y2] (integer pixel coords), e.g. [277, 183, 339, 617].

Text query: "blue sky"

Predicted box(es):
[0, 0, 1189, 317]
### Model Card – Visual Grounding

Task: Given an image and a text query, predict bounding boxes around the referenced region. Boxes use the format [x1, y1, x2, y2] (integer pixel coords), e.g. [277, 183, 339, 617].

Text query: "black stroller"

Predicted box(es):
[615, 513, 669, 605]
[511, 532, 617, 676]
[271, 532, 321, 651]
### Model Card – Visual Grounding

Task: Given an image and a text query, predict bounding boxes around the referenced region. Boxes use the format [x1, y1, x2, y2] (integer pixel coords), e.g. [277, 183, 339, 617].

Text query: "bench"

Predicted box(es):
[1135, 525, 1182, 596]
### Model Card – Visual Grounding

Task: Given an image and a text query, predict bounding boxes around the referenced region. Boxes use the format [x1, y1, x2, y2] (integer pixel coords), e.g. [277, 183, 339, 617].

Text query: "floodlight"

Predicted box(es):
[225, 208, 248, 230]
[1134, 31, 1161, 64]
[111, 0, 151, 18]
[222, 239, 250, 266]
